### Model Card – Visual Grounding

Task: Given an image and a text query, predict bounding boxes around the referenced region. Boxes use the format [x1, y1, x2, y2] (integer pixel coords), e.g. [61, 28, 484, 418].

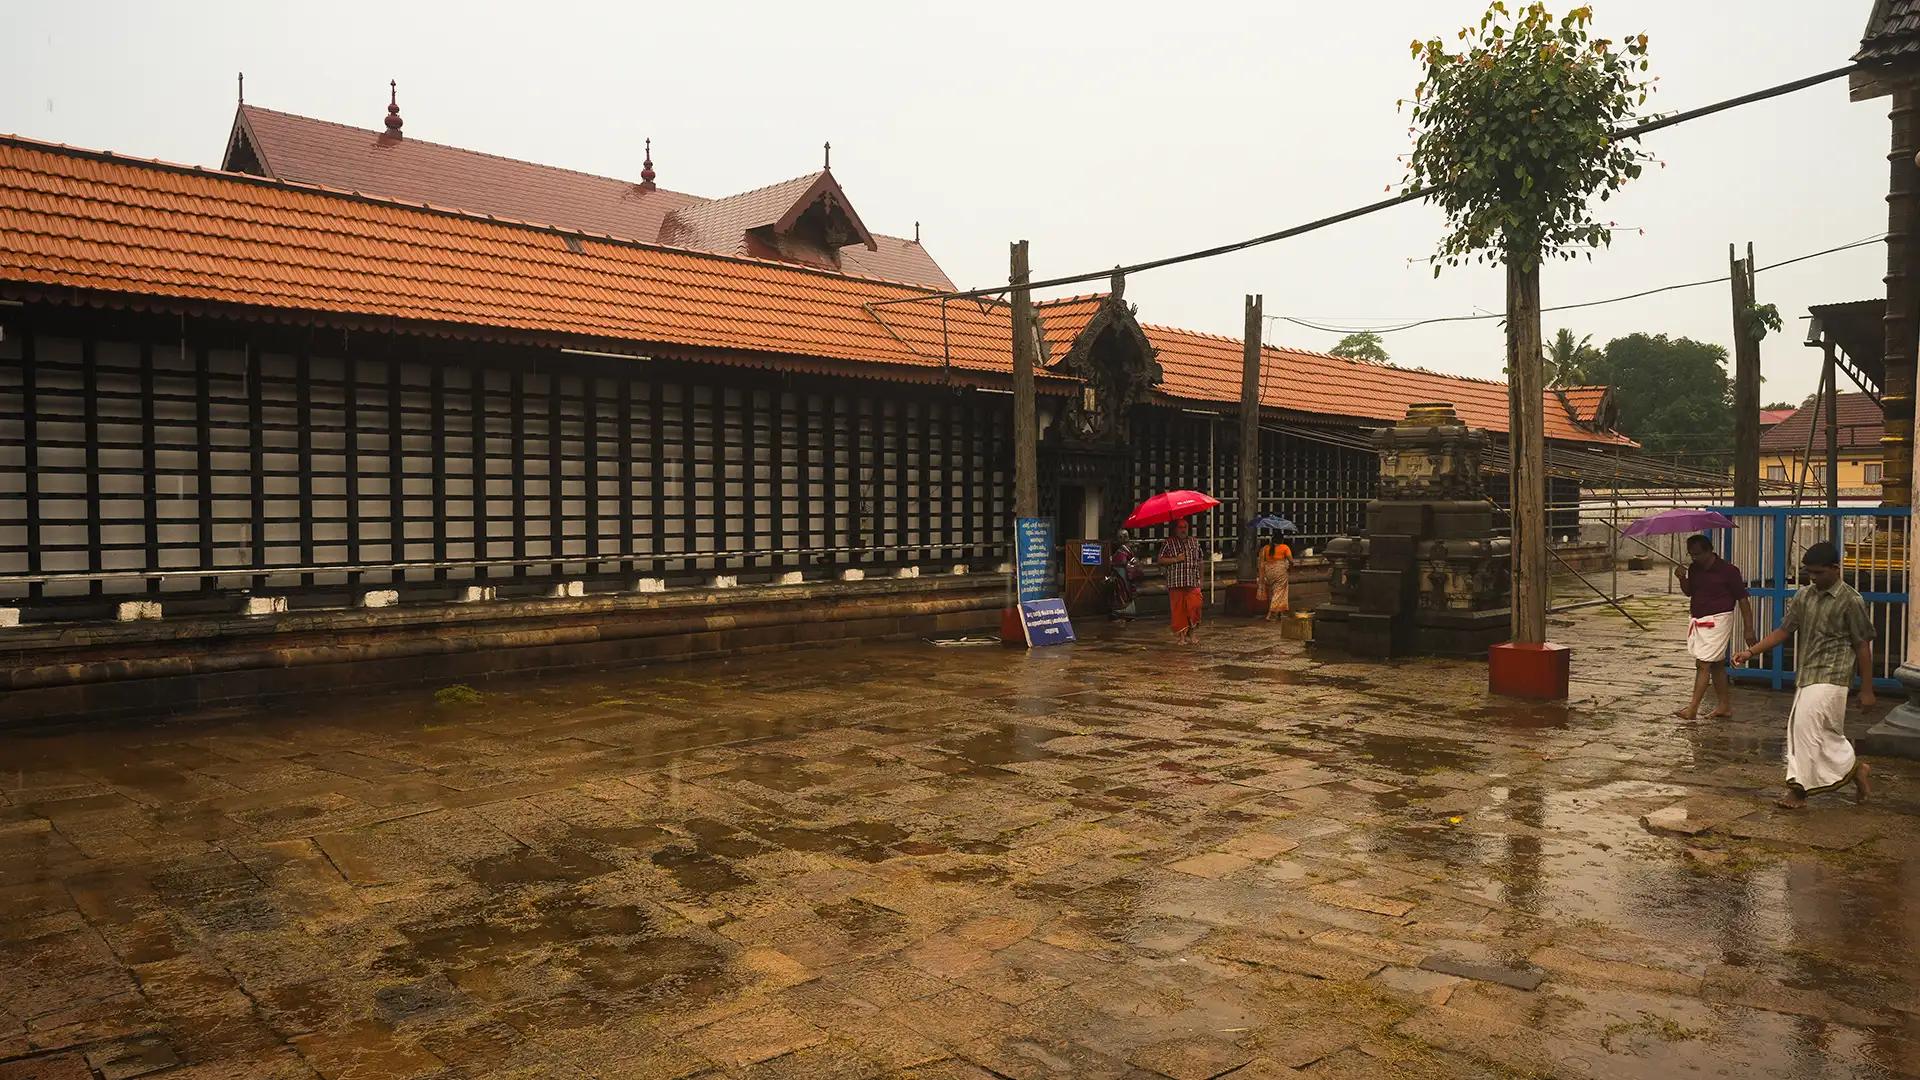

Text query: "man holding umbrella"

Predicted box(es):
[1675, 534, 1758, 721]
[1158, 517, 1207, 644]
[1621, 509, 1755, 721]
[1125, 489, 1219, 645]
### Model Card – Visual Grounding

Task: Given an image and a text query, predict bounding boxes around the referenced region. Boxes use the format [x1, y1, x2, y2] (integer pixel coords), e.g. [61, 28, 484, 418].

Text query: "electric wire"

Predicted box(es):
[1277, 234, 1888, 336]
[866, 64, 1861, 309]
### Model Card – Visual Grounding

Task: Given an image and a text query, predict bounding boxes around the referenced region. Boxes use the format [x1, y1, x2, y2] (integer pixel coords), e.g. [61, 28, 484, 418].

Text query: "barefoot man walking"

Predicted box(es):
[1675, 534, 1758, 720]
[1733, 542, 1874, 809]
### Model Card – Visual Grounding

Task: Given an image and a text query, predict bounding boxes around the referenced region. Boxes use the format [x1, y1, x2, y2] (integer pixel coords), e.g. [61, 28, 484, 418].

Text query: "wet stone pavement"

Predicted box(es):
[3, 574, 1919, 1079]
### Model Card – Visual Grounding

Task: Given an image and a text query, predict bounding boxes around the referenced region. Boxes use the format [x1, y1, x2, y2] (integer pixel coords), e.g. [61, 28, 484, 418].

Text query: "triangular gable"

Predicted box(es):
[771, 171, 876, 252]
[222, 107, 271, 176]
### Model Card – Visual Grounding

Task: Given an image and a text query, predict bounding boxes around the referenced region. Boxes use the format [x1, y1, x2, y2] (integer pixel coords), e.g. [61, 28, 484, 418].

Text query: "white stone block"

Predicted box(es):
[838, 568, 865, 582]
[994, 562, 1013, 574]
[949, 564, 970, 576]
[708, 575, 739, 589]
[456, 586, 496, 603]
[776, 571, 805, 586]
[547, 581, 584, 599]
[0, 608, 19, 628]
[358, 589, 399, 609]
[629, 577, 667, 594]
[241, 595, 287, 617]
[116, 600, 162, 622]
[895, 566, 921, 579]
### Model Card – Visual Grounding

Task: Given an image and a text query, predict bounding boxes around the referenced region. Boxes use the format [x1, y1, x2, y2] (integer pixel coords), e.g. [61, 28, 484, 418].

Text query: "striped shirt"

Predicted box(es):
[1782, 580, 1873, 688]
[1160, 536, 1204, 589]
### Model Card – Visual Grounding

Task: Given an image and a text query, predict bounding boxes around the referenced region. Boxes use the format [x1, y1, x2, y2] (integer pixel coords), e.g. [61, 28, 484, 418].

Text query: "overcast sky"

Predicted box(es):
[0, 1, 1886, 407]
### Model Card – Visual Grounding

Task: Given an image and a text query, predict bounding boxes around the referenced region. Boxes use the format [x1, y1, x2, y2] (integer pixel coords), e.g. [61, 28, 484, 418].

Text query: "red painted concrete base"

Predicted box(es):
[1225, 582, 1264, 617]
[1001, 607, 1027, 647]
[1489, 641, 1571, 700]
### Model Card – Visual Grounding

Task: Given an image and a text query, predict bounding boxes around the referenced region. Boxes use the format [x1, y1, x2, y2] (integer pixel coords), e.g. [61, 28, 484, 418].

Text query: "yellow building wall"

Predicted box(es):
[1761, 452, 1883, 494]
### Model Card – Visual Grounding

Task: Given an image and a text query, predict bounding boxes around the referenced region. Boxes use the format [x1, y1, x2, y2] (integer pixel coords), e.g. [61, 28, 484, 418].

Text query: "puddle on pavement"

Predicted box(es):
[649, 845, 752, 893]
[6, 594, 1920, 1080]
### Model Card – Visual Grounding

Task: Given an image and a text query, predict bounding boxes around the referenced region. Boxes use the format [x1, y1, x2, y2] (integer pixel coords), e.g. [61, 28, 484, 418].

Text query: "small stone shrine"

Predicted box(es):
[1313, 403, 1511, 658]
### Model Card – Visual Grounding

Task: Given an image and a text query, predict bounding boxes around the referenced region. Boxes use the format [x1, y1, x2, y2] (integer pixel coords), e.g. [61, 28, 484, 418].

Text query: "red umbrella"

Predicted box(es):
[1123, 489, 1220, 529]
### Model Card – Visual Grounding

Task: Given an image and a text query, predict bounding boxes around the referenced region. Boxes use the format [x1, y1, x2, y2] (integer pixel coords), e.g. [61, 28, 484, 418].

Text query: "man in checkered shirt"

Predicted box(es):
[1156, 517, 1206, 644]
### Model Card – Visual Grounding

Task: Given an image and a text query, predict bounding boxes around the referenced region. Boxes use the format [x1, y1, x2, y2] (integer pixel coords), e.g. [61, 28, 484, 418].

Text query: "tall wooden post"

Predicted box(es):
[1010, 240, 1038, 520]
[1730, 243, 1761, 507]
[1886, 89, 1919, 511]
[1507, 259, 1548, 645]
[1236, 295, 1264, 586]
[1824, 345, 1840, 532]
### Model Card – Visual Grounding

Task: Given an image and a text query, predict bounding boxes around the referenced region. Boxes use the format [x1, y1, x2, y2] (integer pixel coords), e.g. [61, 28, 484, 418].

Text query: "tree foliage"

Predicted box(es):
[1330, 331, 1391, 363]
[1586, 333, 1731, 456]
[1544, 328, 1601, 386]
[1404, 3, 1654, 273]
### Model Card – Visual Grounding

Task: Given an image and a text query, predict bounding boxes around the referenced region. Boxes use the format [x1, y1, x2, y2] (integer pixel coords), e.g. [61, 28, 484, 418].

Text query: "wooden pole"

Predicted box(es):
[1237, 295, 1264, 587]
[1010, 240, 1038, 520]
[1825, 343, 1840, 540]
[1730, 243, 1761, 507]
[1507, 258, 1548, 645]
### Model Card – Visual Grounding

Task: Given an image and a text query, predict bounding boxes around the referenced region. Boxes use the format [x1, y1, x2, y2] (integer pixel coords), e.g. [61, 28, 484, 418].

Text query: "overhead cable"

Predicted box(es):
[1276, 234, 1888, 336]
[866, 64, 1861, 309]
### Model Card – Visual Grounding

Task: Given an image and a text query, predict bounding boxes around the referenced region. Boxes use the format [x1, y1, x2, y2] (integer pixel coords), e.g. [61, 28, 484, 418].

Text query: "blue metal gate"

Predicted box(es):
[1711, 506, 1908, 691]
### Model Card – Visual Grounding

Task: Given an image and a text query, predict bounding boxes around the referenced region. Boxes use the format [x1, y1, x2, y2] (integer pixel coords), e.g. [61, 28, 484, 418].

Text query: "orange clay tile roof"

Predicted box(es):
[0, 136, 1004, 378]
[1557, 385, 1610, 423]
[1760, 393, 1883, 454]
[1034, 293, 1111, 362]
[229, 105, 951, 289]
[1138, 322, 1634, 446]
[0, 135, 1627, 447]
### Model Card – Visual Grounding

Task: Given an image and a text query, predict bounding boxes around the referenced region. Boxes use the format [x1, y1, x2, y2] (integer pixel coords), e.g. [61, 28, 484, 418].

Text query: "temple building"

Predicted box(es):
[0, 90, 1631, 718]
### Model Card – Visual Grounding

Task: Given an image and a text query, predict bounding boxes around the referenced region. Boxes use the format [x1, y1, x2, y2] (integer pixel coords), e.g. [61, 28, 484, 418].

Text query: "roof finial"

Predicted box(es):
[237, 72, 245, 105]
[823, 141, 832, 171]
[384, 79, 403, 136]
[914, 221, 921, 244]
[639, 137, 656, 191]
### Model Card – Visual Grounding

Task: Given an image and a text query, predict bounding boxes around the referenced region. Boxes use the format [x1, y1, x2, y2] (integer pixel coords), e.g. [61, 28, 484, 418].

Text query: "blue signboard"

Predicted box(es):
[1019, 598, 1077, 647]
[1079, 541, 1104, 566]
[1014, 517, 1056, 604]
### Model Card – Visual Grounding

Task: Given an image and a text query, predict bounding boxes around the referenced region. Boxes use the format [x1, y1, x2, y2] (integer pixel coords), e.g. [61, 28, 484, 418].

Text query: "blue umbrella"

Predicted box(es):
[1249, 514, 1297, 533]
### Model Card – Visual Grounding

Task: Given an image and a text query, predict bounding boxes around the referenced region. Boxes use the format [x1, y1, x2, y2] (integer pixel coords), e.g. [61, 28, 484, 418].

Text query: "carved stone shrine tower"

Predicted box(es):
[1312, 403, 1512, 658]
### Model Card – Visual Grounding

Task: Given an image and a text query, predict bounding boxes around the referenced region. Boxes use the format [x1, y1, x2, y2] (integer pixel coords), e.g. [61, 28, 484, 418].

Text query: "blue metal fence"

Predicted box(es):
[1711, 506, 1909, 692]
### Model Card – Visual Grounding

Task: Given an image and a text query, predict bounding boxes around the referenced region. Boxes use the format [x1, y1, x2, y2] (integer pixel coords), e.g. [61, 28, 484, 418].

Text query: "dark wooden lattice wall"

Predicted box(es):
[0, 312, 1014, 605]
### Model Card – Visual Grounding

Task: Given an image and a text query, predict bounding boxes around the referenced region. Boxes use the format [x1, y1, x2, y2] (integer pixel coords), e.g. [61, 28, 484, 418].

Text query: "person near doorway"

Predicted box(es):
[1673, 534, 1757, 720]
[1733, 541, 1874, 809]
[1259, 533, 1293, 620]
[1157, 517, 1206, 644]
[1107, 529, 1141, 621]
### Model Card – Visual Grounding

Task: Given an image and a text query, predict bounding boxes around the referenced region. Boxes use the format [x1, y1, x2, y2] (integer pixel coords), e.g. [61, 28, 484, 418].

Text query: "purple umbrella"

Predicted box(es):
[1620, 508, 1736, 539]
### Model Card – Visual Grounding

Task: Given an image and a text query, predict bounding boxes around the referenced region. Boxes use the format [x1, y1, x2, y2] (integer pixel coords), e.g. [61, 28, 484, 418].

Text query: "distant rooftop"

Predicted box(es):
[224, 102, 952, 289]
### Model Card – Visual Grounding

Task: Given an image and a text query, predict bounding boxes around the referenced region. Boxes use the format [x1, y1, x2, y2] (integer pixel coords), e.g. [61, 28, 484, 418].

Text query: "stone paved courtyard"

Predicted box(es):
[3, 575, 1919, 1079]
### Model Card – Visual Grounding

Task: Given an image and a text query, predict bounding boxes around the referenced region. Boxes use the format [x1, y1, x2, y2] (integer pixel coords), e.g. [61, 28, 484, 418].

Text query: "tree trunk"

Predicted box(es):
[1237, 295, 1264, 585]
[1010, 240, 1038, 520]
[1507, 258, 1548, 645]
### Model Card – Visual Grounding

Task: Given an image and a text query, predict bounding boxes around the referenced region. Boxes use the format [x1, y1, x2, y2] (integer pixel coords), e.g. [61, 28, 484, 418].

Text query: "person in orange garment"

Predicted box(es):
[1259, 532, 1293, 620]
[1157, 517, 1206, 644]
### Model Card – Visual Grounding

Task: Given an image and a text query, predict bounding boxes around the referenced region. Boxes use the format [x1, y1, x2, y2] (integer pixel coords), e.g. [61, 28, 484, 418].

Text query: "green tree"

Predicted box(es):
[1404, 1, 1652, 644]
[1588, 333, 1732, 458]
[1405, 4, 1653, 274]
[1330, 331, 1390, 363]
[1544, 328, 1602, 386]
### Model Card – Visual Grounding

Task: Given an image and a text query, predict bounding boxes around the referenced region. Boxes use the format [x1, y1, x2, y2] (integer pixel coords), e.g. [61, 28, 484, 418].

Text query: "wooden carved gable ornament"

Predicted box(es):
[1045, 275, 1163, 445]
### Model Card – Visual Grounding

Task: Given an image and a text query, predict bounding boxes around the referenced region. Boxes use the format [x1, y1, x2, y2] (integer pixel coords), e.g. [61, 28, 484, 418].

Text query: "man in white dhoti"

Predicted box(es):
[1734, 542, 1875, 809]
[1674, 535, 1757, 720]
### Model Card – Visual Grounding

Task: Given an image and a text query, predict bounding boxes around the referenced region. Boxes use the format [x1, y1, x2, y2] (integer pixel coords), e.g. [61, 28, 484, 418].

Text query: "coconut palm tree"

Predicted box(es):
[1544, 328, 1600, 388]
